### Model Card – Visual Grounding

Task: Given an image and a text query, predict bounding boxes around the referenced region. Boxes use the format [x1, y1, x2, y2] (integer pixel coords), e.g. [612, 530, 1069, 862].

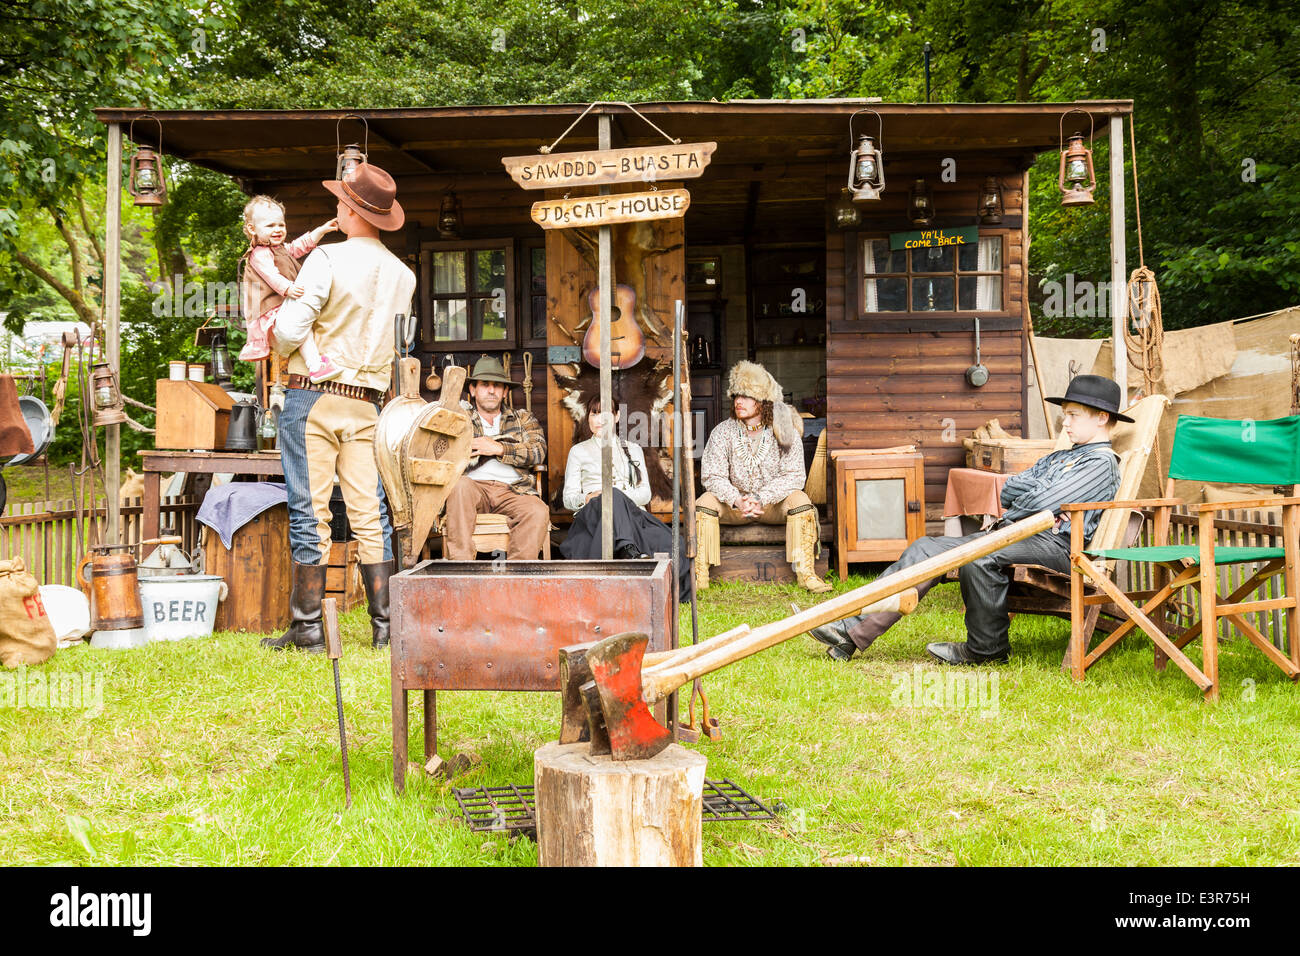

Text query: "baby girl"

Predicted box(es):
[239, 195, 339, 381]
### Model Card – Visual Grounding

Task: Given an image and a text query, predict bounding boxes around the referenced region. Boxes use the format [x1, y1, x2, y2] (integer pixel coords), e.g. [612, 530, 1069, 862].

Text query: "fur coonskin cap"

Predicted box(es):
[725, 360, 804, 450]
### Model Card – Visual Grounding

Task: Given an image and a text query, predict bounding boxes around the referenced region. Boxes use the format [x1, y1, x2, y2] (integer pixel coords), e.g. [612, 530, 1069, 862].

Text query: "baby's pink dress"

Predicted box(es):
[239, 233, 318, 361]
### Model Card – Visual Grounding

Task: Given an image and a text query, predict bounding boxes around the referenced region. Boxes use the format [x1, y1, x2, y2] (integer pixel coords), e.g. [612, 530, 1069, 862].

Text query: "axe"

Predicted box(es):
[557, 510, 1054, 760]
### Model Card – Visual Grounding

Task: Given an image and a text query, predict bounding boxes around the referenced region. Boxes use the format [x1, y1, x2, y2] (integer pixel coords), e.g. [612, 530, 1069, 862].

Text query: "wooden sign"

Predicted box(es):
[503, 143, 716, 190]
[530, 188, 691, 230]
[889, 225, 978, 251]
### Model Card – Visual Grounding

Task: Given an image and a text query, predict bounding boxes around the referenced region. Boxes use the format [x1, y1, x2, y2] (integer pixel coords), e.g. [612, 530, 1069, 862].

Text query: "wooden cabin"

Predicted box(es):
[97, 100, 1133, 563]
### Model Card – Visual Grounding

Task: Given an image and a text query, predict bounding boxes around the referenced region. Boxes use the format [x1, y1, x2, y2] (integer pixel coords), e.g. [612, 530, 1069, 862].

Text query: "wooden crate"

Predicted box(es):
[966, 438, 1057, 474]
[155, 380, 234, 450]
[203, 503, 290, 633]
[326, 539, 364, 612]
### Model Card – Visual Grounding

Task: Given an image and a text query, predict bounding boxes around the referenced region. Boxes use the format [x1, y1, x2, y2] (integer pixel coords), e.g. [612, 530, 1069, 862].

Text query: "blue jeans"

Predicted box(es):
[279, 387, 393, 565]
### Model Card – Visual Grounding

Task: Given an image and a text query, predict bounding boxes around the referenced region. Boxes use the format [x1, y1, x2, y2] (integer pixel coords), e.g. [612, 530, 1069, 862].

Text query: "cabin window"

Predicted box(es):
[524, 242, 548, 346]
[419, 240, 516, 348]
[860, 235, 1003, 314]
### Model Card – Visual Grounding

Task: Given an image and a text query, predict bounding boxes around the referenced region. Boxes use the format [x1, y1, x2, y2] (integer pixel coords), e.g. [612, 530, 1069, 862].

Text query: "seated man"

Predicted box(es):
[696, 360, 831, 594]
[810, 374, 1127, 664]
[442, 356, 549, 560]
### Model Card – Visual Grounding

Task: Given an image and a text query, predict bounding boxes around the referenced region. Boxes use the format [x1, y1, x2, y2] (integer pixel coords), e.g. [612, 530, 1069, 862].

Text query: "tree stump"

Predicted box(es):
[534, 741, 707, 867]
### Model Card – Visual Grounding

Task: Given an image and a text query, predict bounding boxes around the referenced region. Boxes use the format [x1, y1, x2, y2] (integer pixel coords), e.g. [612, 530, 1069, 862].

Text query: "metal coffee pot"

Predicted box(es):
[226, 399, 260, 451]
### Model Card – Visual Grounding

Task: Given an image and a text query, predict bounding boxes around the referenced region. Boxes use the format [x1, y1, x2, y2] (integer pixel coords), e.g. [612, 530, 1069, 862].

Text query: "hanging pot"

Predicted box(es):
[7, 396, 53, 467]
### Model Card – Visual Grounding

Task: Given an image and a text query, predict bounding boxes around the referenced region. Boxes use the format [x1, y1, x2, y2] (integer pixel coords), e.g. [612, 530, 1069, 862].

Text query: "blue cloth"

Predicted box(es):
[196, 481, 289, 549]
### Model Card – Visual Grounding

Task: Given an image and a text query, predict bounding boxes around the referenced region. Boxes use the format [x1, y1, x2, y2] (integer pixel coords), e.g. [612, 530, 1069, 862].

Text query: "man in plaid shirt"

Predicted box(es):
[442, 356, 549, 560]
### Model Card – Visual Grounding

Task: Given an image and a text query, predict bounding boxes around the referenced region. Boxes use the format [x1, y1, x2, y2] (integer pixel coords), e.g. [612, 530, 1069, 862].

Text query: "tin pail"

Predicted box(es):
[139, 575, 228, 642]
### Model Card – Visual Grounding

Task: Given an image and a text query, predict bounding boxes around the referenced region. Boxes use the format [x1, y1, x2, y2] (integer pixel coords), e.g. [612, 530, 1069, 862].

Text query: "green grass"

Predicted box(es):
[2, 576, 1299, 866]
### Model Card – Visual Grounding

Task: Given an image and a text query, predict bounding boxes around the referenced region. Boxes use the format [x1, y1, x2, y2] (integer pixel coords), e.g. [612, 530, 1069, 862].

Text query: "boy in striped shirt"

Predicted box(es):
[810, 375, 1127, 665]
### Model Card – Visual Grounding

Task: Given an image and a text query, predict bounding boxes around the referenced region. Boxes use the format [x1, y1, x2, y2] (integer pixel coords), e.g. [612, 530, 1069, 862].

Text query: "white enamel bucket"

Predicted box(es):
[138, 575, 228, 642]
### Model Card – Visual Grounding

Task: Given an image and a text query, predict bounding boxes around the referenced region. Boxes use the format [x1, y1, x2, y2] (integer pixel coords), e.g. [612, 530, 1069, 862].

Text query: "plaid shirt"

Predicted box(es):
[462, 402, 547, 496]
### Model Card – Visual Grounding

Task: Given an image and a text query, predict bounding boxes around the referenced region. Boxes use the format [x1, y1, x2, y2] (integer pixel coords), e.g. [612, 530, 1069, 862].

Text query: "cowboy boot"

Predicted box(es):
[787, 505, 832, 593]
[261, 561, 327, 652]
[360, 559, 394, 649]
[695, 506, 720, 592]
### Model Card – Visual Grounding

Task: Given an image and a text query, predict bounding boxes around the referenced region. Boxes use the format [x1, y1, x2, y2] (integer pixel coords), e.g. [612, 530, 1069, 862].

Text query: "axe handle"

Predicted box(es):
[640, 511, 1054, 704]
[642, 624, 750, 671]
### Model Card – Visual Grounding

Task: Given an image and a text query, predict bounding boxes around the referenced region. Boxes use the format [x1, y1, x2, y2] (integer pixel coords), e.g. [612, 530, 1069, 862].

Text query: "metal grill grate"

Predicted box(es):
[452, 778, 783, 836]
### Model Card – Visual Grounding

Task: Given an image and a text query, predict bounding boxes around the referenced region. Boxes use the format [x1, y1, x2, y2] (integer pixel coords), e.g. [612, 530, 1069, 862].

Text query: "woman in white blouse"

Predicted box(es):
[558, 398, 690, 598]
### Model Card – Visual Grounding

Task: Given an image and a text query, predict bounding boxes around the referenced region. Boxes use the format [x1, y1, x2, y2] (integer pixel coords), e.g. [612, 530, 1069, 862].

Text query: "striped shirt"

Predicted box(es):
[1000, 441, 1120, 541]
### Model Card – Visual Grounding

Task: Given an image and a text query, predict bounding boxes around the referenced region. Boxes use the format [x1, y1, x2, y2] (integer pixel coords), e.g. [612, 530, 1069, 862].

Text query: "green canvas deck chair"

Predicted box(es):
[1065, 414, 1300, 700]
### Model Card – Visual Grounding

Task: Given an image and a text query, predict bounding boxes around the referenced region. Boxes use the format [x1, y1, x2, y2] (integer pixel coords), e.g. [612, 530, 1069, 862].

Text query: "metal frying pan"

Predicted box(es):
[8, 395, 53, 466]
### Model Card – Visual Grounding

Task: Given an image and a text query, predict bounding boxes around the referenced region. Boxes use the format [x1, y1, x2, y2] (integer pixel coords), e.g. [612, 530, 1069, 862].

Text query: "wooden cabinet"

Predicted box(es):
[833, 449, 926, 576]
[325, 540, 364, 612]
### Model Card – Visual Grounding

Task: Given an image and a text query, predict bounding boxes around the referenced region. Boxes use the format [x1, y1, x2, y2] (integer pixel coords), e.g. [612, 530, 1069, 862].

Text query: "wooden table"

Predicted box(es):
[139, 449, 283, 557]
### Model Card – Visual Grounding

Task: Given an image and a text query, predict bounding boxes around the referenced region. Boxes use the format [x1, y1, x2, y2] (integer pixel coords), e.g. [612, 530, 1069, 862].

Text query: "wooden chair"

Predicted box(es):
[1065, 414, 1300, 700]
[425, 466, 552, 560]
[1003, 394, 1171, 666]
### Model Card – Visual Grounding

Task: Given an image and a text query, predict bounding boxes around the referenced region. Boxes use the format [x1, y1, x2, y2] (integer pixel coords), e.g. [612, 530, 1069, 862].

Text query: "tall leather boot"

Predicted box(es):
[360, 559, 394, 649]
[695, 507, 720, 592]
[787, 505, 832, 593]
[261, 561, 327, 652]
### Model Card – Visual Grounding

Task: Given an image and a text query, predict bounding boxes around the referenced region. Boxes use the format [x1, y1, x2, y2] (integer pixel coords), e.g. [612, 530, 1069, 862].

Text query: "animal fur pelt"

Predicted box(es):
[726, 360, 804, 451]
[551, 360, 674, 503]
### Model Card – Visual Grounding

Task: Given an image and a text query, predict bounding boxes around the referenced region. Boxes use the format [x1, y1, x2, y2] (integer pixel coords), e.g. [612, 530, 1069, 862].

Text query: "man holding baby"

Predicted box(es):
[263, 162, 415, 652]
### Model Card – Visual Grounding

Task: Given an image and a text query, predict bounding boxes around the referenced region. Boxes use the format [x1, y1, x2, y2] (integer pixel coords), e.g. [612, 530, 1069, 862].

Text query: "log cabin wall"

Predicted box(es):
[823, 157, 1030, 520]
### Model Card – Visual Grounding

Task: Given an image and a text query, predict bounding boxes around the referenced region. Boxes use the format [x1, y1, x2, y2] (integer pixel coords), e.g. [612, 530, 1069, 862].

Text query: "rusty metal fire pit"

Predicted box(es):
[390, 558, 675, 792]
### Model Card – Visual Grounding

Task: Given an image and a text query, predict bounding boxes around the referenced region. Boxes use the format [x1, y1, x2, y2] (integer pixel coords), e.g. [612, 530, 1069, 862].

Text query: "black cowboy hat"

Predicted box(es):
[1047, 373, 1134, 423]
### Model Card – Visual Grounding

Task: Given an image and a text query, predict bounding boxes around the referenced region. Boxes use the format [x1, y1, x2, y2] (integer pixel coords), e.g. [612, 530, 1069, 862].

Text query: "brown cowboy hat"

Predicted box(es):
[322, 162, 405, 231]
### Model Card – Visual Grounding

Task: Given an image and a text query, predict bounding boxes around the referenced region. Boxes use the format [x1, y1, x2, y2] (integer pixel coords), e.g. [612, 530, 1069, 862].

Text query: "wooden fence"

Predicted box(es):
[1130, 505, 1292, 650]
[0, 496, 200, 588]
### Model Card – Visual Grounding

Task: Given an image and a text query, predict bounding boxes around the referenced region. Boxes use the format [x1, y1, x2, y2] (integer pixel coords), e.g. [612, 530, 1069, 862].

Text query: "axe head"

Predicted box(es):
[557, 642, 597, 745]
[584, 631, 673, 762]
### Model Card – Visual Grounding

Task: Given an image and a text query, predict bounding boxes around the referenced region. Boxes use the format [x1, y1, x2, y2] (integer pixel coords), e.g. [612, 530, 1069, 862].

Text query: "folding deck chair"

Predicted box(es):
[1065, 414, 1300, 700]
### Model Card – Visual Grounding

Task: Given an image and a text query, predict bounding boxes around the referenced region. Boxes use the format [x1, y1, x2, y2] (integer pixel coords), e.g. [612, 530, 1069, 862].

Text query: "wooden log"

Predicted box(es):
[534, 741, 706, 867]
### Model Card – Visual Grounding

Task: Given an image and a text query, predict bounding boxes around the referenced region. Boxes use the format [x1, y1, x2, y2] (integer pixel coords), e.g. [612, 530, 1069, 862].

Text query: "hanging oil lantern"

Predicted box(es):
[846, 109, 885, 202]
[335, 114, 370, 180]
[90, 361, 127, 426]
[833, 188, 862, 229]
[977, 176, 1004, 224]
[908, 178, 934, 226]
[439, 191, 462, 237]
[127, 116, 168, 207]
[1058, 110, 1097, 207]
[209, 326, 234, 385]
[336, 143, 366, 180]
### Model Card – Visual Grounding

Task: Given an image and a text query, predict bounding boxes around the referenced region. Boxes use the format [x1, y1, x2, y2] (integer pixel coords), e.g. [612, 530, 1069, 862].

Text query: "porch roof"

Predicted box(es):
[95, 99, 1133, 186]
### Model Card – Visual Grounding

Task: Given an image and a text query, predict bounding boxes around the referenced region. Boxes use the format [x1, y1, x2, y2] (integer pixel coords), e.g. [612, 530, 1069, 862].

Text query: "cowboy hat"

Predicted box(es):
[467, 355, 514, 386]
[322, 162, 405, 231]
[1047, 373, 1135, 423]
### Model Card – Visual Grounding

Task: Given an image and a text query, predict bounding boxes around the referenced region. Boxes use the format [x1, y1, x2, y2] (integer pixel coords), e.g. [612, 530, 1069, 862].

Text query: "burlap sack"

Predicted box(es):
[0, 557, 56, 667]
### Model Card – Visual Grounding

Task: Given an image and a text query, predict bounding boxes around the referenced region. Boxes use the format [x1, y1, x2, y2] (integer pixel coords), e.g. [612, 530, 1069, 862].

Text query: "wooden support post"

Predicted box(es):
[1109, 115, 1127, 399]
[598, 111, 613, 560]
[534, 741, 706, 866]
[104, 123, 122, 542]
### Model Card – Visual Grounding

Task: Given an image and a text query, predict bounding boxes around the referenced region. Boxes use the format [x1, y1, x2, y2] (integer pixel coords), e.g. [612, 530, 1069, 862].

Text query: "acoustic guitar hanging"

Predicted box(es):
[581, 283, 645, 370]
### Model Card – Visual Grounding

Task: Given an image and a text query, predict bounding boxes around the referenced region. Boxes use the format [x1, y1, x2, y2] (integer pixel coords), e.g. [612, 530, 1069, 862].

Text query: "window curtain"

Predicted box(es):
[976, 237, 1000, 310]
[862, 240, 879, 312]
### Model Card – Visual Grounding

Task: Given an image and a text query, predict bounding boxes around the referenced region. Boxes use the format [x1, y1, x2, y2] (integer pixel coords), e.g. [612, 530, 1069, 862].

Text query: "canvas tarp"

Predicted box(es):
[1026, 306, 1299, 500]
